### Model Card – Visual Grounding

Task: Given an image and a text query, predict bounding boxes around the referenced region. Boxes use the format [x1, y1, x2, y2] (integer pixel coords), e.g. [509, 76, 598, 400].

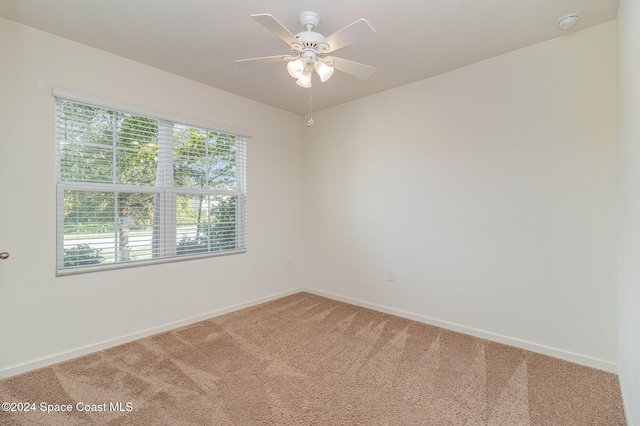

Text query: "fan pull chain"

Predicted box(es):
[307, 84, 314, 127]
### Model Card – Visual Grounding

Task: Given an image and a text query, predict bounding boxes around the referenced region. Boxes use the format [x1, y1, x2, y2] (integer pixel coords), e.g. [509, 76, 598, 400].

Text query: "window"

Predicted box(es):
[55, 90, 248, 274]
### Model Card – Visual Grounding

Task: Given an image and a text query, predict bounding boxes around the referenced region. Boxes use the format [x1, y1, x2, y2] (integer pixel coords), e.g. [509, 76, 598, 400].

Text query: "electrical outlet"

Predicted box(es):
[387, 269, 395, 282]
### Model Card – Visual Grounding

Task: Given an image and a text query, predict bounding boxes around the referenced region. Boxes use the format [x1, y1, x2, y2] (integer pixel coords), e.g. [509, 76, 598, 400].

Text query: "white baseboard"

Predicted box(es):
[1, 286, 619, 379]
[302, 288, 619, 374]
[0, 288, 301, 379]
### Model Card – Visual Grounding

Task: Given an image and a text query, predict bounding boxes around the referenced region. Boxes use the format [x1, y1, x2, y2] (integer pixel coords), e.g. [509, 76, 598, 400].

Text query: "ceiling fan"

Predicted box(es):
[236, 11, 377, 88]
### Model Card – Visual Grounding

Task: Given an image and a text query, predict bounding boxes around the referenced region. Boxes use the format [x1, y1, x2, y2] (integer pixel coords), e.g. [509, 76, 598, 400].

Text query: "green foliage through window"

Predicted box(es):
[63, 244, 104, 267]
[56, 96, 246, 273]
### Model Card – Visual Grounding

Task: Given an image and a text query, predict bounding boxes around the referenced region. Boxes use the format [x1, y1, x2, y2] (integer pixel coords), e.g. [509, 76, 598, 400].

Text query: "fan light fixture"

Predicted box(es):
[296, 66, 313, 88]
[287, 58, 306, 78]
[287, 54, 334, 86]
[314, 60, 334, 82]
[236, 11, 377, 87]
[236, 11, 377, 124]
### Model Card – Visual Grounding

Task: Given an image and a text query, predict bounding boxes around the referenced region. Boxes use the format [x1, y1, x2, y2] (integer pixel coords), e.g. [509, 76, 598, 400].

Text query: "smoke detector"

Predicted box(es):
[558, 13, 579, 30]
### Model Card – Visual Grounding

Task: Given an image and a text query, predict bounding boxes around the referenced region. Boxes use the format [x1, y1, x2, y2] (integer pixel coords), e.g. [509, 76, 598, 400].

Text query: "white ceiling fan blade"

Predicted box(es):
[251, 14, 298, 46]
[327, 57, 376, 80]
[322, 19, 376, 53]
[235, 55, 289, 66]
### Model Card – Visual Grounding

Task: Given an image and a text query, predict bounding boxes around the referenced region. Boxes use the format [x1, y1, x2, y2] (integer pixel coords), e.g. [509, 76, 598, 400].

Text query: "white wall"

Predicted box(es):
[617, 0, 640, 423]
[303, 22, 618, 371]
[0, 18, 304, 376]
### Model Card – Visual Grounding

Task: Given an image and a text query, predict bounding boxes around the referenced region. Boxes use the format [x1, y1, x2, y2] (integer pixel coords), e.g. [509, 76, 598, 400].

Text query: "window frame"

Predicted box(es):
[54, 88, 251, 275]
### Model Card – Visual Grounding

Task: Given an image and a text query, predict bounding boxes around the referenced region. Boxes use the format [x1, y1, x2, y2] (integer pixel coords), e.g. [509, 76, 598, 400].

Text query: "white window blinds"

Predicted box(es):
[55, 92, 247, 274]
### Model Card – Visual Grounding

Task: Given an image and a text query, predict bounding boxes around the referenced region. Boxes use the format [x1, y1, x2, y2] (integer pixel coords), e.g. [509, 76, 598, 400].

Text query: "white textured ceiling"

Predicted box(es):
[0, 0, 618, 115]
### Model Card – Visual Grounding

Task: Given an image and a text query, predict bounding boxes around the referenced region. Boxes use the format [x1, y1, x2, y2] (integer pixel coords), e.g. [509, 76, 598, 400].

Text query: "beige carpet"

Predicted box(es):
[0, 292, 626, 425]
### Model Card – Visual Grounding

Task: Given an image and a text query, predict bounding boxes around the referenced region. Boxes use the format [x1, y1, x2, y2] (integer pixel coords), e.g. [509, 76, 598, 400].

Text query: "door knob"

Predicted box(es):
[0, 252, 9, 260]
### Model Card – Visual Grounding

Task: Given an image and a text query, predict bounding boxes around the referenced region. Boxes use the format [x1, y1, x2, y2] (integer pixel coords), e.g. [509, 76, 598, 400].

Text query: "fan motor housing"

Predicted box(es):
[295, 30, 325, 45]
[292, 31, 328, 56]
